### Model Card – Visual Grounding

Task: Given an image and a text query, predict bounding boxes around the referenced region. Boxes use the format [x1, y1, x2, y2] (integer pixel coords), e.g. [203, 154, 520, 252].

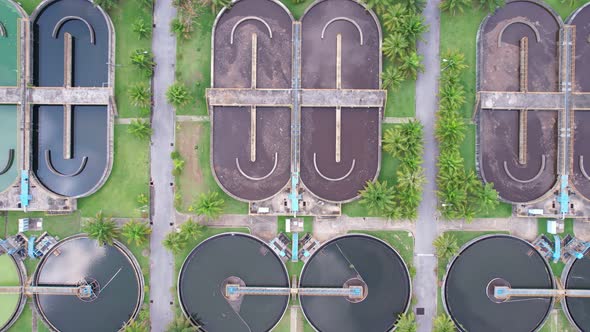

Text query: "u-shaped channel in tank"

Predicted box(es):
[30, 0, 113, 198]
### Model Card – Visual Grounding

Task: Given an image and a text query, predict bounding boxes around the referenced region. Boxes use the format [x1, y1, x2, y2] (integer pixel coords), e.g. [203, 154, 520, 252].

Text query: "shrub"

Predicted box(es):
[83, 211, 120, 246]
[166, 82, 190, 107]
[128, 119, 152, 140]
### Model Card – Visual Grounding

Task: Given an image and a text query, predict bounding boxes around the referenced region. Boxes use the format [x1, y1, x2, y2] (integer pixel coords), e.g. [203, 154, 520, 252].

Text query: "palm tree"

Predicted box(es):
[476, 182, 499, 213]
[83, 211, 120, 246]
[381, 66, 405, 91]
[130, 49, 155, 77]
[382, 33, 409, 62]
[434, 233, 460, 260]
[439, 83, 466, 112]
[132, 18, 150, 40]
[364, 0, 392, 15]
[433, 314, 456, 332]
[128, 119, 152, 140]
[437, 150, 464, 181]
[94, 0, 115, 10]
[435, 114, 466, 147]
[400, 12, 428, 45]
[129, 83, 151, 108]
[166, 315, 197, 332]
[171, 151, 185, 176]
[440, 0, 472, 16]
[382, 4, 407, 33]
[399, 51, 424, 80]
[383, 120, 424, 159]
[122, 319, 148, 332]
[190, 192, 225, 220]
[359, 180, 396, 216]
[479, 0, 505, 12]
[397, 166, 426, 191]
[441, 50, 468, 76]
[171, 18, 192, 40]
[396, 312, 417, 332]
[400, 0, 426, 13]
[121, 220, 151, 247]
[162, 231, 188, 254]
[180, 219, 203, 240]
[166, 83, 190, 107]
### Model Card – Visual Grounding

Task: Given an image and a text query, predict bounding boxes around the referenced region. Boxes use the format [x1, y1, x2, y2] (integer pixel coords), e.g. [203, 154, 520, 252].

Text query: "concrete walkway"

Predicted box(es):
[383, 116, 415, 124]
[175, 212, 278, 241]
[439, 217, 538, 241]
[115, 117, 141, 124]
[176, 115, 209, 122]
[414, 0, 440, 330]
[314, 216, 415, 241]
[149, 0, 177, 330]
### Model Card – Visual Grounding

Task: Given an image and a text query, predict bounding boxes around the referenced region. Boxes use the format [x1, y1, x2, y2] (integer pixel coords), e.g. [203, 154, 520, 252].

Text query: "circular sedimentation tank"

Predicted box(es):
[299, 234, 411, 332]
[178, 233, 289, 332]
[33, 235, 143, 332]
[0, 254, 26, 332]
[443, 235, 554, 332]
[563, 254, 590, 331]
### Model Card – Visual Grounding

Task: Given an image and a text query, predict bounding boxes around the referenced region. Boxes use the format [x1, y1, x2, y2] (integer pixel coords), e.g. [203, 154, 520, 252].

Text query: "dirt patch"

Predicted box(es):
[176, 122, 204, 208]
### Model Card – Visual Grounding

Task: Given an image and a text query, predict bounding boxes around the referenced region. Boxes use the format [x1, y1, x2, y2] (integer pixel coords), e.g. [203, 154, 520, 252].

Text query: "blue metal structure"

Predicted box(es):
[20, 170, 31, 210]
[292, 232, 299, 262]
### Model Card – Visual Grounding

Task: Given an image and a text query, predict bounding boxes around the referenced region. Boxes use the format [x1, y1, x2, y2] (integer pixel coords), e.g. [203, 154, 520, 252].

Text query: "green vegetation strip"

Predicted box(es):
[174, 122, 248, 214]
[78, 125, 150, 218]
[0, 255, 20, 329]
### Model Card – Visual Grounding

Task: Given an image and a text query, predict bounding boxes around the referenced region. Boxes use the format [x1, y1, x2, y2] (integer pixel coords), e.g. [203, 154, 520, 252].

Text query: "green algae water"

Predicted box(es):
[0, 255, 21, 330]
[0, 105, 18, 193]
[0, 0, 21, 86]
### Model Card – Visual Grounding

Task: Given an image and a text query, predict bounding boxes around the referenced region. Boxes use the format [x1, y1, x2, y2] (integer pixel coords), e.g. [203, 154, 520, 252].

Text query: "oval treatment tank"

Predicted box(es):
[178, 233, 289, 332]
[299, 234, 411, 332]
[443, 235, 554, 332]
[563, 254, 590, 331]
[0, 254, 26, 332]
[33, 235, 143, 332]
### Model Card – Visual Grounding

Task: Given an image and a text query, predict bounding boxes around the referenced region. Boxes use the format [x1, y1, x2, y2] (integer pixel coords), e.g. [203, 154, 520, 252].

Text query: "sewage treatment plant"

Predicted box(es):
[0, 0, 589, 330]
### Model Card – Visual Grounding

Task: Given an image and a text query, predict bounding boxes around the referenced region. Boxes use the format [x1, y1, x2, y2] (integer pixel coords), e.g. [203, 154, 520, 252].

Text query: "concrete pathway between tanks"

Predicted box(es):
[414, 0, 440, 330]
[149, 0, 177, 330]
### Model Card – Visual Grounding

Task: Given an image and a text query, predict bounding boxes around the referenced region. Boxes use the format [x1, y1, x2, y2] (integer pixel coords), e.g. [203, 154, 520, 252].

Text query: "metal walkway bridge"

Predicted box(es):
[226, 284, 363, 299]
[0, 284, 94, 299]
[494, 286, 590, 301]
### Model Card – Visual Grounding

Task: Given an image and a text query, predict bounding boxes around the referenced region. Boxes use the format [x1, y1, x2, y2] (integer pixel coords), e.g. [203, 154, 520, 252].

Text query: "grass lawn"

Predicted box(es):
[540, 307, 576, 332]
[17, 0, 40, 14]
[109, 0, 154, 118]
[174, 122, 248, 214]
[0, 255, 20, 330]
[342, 124, 401, 217]
[175, 7, 214, 116]
[77, 125, 150, 218]
[7, 303, 32, 332]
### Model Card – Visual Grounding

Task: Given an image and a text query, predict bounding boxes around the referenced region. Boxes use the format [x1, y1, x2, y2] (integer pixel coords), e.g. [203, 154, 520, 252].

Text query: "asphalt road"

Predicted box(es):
[149, 0, 177, 330]
[413, 0, 441, 330]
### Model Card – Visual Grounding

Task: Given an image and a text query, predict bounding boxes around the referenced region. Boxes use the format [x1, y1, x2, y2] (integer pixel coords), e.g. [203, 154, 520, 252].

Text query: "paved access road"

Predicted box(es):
[413, 0, 440, 330]
[149, 0, 177, 330]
